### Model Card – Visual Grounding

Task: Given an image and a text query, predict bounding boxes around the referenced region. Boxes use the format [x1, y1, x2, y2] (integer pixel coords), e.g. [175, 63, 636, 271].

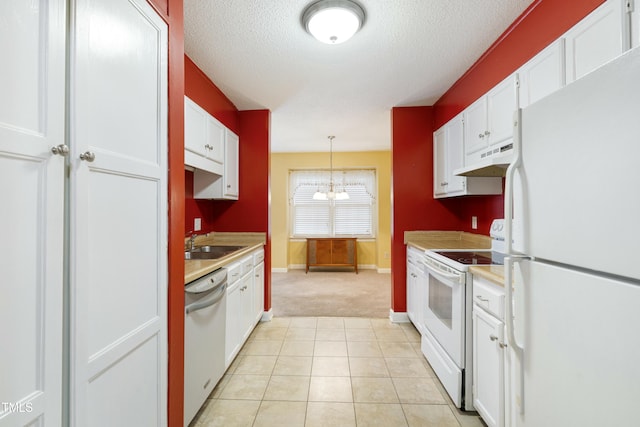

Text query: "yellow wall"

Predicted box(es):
[271, 151, 391, 270]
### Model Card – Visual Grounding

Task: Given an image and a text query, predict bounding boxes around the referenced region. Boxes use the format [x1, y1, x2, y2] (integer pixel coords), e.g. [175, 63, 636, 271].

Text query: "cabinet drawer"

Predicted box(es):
[407, 246, 422, 266]
[227, 261, 242, 284]
[241, 256, 254, 275]
[473, 276, 505, 320]
[253, 249, 265, 265]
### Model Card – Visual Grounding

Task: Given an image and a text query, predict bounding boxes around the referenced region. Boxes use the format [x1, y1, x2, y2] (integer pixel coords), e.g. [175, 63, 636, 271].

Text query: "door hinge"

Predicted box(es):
[626, 0, 634, 13]
[514, 74, 520, 88]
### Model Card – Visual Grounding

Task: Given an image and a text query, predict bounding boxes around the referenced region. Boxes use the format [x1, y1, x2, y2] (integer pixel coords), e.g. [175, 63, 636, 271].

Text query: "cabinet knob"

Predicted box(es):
[227, 184, 231, 188]
[499, 342, 508, 348]
[51, 144, 69, 156]
[489, 335, 498, 341]
[478, 133, 484, 139]
[79, 151, 95, 162]
[484, 130, 491, 136]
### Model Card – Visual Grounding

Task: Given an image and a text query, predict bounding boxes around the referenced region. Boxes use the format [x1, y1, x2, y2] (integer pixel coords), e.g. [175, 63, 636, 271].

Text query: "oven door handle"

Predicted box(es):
[422, 259, 463, 285]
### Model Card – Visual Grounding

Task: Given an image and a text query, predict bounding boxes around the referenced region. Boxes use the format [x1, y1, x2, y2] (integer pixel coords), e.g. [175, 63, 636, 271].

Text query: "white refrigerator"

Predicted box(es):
[504, 46, 640, 426]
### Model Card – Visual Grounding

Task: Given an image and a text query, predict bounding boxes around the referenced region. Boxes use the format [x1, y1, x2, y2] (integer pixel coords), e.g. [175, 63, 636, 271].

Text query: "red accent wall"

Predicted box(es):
[183, 59, 272, 310]
[391, 0, 606, 313]
[185, 55, 239, 133]
[149, 0, 185, 424]
[434, 0, 605, 128]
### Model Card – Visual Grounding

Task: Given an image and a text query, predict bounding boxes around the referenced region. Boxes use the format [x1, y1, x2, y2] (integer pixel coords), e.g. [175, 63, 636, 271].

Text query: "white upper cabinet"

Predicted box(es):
[433, 113, 502, 198]
[464, 74, 519, 166]
[564, 0, 631, 84]
[185, 96, 224, 175]
[519, 39, 566, 108]
[223, 129, 240, 199]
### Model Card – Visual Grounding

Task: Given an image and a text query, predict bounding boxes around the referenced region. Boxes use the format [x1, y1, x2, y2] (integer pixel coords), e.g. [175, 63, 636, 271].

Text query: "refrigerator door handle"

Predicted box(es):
[505, 254, 528, 415]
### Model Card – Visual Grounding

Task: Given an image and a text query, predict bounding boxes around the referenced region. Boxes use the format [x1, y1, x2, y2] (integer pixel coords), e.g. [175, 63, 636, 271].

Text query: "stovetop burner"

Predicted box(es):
[435, 251, 505, 266]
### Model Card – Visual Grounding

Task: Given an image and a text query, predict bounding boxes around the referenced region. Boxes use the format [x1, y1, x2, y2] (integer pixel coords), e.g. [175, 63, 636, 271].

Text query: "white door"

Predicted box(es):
[445, 114, 465, 193]
[0, 1, 65, 425]
[69, 0, 168, 425]
[224, 129, 240, 199]
[512, 260, 640, 427]
[463, 97, 488, 156]
[518, 39, 565, 108]
[473, 307, 504, 427]
[486, 74, 518, 147]
[564, 0, 630, 83]
[433, 128, 447, 196]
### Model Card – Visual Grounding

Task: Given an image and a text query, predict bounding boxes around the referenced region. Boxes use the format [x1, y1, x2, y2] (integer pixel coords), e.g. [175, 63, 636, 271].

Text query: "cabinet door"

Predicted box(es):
[433, 127, 448, 196]
[225, 282, 242, 367]
[70, 0, 168, 425]
[253, 262, 265, 324]
[206, 115, 225, 164]
[315, 240, 333, 265]
[223, 129, 240, 199]
[463, 97, 488, 156]
[445, 114, 465, 194]
[185, 97, 207, 157]
[519, 40, 565, 108]
[331, 239, 349, 264]
[487, 74, 518, 147]
[0, 1, 65, 424]
[406, 262, 418, 324]
[240, 273, 254, 342]
[473, 307, 505, 427]
[565, 0, 630, 83]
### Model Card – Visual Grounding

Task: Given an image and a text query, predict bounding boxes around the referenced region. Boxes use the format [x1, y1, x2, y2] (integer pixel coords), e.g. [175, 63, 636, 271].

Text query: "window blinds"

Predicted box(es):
[290, 169, 376, 237]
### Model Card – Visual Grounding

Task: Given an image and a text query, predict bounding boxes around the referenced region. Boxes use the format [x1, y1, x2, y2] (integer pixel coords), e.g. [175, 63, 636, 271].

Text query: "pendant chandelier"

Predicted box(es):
[313, 136, 350, 200]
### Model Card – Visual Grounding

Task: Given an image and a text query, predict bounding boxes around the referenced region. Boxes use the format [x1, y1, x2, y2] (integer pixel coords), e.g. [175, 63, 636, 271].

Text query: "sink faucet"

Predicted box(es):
[185, 232, 198, 251]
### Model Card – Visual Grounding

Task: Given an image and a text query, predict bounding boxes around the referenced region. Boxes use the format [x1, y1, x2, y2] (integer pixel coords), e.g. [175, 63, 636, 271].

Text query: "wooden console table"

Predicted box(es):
[306, 237, 358, 273]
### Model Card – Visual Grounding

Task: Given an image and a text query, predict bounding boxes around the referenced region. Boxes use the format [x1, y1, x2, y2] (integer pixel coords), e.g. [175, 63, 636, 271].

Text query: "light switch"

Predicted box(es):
[194, 218, 201, 231]
[471, 216, 478, 229]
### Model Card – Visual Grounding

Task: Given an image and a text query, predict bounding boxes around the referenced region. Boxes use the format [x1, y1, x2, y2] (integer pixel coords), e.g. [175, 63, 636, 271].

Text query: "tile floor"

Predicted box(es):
[190, 317, 485, 427]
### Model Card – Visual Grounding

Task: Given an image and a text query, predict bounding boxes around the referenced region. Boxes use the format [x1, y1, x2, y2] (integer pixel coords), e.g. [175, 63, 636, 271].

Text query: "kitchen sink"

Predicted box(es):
[184, 245, 246, 260]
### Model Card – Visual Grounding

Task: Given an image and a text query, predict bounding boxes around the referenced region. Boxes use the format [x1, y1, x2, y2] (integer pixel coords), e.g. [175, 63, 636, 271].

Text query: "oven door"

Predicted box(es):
[422, 256, 465, 367]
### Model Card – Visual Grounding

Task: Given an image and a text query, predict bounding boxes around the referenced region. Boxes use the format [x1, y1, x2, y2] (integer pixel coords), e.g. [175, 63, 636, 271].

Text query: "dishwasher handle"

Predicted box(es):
[185, 268, 227, 294]
[185, 282, 227, 314]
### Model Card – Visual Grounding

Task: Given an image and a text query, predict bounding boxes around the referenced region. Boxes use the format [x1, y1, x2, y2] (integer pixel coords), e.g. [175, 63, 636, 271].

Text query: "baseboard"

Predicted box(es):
[389, 309, 410, 323]
[377, 268, 391, 273]
[261, 309, 273, 322]
[271, 267, 288, 273]
[288, 264, 306, 270]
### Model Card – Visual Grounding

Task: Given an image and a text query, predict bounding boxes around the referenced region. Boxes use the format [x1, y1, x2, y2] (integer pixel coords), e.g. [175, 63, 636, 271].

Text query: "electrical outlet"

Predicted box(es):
[471, 216, 478, 229]
[194, 218, 202, 231]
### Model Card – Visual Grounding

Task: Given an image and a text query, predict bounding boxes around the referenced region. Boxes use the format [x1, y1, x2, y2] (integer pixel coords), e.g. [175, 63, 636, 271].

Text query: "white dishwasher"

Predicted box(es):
[184, 268, 227, 426]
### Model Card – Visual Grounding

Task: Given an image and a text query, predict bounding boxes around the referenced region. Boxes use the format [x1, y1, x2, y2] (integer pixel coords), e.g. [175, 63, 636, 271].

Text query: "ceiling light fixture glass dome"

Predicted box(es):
[302, 0, 365, 44]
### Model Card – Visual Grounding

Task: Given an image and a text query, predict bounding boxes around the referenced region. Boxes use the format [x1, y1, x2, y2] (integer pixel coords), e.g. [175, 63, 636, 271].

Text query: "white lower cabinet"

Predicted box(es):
[225, 248, 265, 368]
[406, 246, 425, 333]
[472, 275, 507, 427]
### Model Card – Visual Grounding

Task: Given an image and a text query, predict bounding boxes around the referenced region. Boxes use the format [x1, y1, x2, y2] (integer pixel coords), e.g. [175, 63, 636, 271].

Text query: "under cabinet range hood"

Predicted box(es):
[453, 154, 512, 177]
[454, 141, 513, 177]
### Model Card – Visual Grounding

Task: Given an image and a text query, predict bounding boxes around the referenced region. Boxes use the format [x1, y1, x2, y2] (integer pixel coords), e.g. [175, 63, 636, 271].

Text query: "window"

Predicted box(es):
[290, 169, 376, 238]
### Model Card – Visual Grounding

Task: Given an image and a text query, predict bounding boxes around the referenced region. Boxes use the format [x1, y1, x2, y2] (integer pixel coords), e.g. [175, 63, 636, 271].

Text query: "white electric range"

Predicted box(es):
[420, 219, 505, 411]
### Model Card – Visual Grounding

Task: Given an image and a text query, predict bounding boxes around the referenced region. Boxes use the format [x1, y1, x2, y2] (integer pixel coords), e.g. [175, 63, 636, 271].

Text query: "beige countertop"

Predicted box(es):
[184, 232, 266, 284]
[404, 230, 492, 251]
[469, 265, 505, 287]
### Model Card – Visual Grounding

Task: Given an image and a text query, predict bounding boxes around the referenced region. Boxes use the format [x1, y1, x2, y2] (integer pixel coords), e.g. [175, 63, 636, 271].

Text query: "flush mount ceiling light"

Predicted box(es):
[302, 0, 365, 44]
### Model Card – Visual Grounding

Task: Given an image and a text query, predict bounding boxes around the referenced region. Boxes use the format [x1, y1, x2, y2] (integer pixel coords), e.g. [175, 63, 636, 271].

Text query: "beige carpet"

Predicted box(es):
[271, 269, 390, 318]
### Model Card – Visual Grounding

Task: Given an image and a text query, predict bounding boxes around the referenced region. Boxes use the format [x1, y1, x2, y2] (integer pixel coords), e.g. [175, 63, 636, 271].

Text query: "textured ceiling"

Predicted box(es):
[184, 0, 535, 152]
